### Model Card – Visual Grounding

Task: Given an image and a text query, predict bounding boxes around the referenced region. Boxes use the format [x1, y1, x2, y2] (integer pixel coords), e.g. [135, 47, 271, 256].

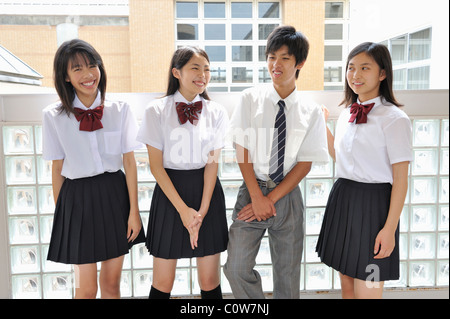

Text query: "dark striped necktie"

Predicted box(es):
[269, 100, 286, 183]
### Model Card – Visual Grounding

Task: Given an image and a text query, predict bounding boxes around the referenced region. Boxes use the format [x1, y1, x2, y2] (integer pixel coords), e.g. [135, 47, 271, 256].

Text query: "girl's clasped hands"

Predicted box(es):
[181, 207, 204, 249]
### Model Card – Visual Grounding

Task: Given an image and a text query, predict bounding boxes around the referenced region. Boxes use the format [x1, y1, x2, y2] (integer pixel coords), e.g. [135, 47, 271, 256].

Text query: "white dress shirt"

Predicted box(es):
[42, 91, 142, 179]
[229, 84, 329, 181]
[137, 91, 229, 170]
[335, 96, 413, 184]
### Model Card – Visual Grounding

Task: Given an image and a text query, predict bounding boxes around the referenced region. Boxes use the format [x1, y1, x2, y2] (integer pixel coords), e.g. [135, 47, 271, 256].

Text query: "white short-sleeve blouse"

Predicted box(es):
[42, 91, 142, 179]
[137, 91, 229, 170]
[334, 96, 413, 184]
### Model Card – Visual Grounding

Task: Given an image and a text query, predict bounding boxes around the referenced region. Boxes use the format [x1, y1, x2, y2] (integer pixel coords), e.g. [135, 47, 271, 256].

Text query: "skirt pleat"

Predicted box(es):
[47, 170, 146, 265]
[146, 167, 228, 259]
[316, 178, 399, 281]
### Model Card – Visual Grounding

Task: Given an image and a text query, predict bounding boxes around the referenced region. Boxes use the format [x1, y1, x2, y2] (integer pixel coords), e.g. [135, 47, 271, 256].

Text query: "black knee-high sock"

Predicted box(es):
[200, 285, 222, 299]
[149, 286, 170, 299]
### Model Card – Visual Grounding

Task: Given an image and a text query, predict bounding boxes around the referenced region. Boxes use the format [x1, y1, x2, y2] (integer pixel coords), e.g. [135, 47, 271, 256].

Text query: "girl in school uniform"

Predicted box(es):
[137, 46, 229, 299]
[316, 42, 412, 299]
[42, 39, 145, 299]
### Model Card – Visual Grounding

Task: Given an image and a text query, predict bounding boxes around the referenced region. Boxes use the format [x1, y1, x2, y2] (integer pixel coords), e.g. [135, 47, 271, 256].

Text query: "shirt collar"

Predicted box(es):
[174, 90, 202, 104]
[73, 90, 102, 110]
[268, 85, 298, 111]
[357, 96, 382, 109]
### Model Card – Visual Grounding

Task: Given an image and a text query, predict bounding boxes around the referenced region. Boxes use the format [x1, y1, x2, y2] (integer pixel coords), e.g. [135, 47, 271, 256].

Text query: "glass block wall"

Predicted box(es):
[1, 117, 448, 298]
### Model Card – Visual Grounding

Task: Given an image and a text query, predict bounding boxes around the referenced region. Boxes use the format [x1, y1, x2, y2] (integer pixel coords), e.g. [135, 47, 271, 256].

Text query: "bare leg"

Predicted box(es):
[74, 263, 98, 299]
[99, 255, 125, 299]
[339, 272, 355, 299]
[354, 278, 384, 299]
[152, 257, 178, 293]
[339, 272, 384, 299]
[196, 253, 221, 291]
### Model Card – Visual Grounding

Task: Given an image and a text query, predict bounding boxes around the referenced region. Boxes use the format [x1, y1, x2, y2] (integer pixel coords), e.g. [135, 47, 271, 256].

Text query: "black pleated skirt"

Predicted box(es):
[146, 167, 228, 259]
[316, 178, 399, 282]
[47, 170, 146, 265]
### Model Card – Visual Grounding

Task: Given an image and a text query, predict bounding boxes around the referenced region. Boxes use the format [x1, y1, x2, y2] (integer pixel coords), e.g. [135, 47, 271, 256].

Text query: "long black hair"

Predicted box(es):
[165, 46, 210, 100]
[53, 39, 107, 115]
[341, 42, 402, 107]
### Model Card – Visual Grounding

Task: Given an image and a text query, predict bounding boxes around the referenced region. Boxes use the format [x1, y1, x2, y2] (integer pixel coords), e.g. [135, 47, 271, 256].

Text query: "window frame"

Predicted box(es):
[174, 0, 282, 92]
[383, 26, 433, 90]
[323, 0, 349, 91]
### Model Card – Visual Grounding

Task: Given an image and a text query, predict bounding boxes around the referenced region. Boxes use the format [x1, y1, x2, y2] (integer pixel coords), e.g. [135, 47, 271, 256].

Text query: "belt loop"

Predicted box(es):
[266, 179, 277, 189]
[257, 179, 279, 189]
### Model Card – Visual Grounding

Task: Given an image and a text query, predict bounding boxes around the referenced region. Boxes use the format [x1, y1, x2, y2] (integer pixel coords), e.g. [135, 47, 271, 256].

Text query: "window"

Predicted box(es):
[324, 66, 342, 83]
[383, 27, 432, 90]
[391, 36, 408, 65]
[175, 0, 281, 92]
[325, 2, 344, 18]
[323, 1, 348, 91]
[324, 24, 343, 40]
[324, 45, 343, 61]
[408, 66, 430, 90]
[409, 28, 432, 62]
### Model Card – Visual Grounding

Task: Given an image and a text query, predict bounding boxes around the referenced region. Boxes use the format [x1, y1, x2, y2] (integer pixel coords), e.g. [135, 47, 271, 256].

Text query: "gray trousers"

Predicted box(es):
[224, 182, 304, 299]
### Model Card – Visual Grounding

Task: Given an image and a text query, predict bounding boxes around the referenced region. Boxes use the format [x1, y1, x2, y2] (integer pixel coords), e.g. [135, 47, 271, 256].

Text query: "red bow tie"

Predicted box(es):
[176, 101, 203, 125]
[74, 105, 104, 131]
[349, 102, 375, 124]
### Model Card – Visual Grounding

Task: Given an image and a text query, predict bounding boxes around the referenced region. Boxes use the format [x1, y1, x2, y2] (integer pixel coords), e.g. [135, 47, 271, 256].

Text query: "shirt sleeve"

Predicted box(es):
[136, 102, 164, 151]
[229, 91, 252, 150]
[42, 108, 65, 161]
[121, 103, 143, 154]
[210, 104, 230, 151]
[296, 105, 329, 163]
[384, 115, 413, 164]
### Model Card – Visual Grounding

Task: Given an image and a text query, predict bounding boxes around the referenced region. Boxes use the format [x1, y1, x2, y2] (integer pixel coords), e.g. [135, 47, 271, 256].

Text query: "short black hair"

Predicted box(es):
[265, 25, 309, 79]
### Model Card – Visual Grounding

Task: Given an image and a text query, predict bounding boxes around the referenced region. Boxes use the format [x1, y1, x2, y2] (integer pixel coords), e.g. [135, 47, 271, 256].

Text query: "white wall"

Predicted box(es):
[1, 90, 449, 123]
[348, 0, 450, 90]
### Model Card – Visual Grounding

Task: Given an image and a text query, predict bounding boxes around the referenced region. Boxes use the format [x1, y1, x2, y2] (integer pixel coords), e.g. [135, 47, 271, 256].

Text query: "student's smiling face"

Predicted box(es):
[267, 45, 304, 98]
[346, 52, 386, 102]
[66, 53, 101, 107]
[172, 53, 211, 102]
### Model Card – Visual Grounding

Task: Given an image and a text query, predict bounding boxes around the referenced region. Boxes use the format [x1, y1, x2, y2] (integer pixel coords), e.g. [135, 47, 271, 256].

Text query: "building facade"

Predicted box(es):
[1, 0, 330, 93]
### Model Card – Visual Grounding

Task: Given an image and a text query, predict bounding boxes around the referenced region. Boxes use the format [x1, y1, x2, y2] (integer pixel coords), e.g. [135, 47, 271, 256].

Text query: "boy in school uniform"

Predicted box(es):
[224, 25, 329, 299]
